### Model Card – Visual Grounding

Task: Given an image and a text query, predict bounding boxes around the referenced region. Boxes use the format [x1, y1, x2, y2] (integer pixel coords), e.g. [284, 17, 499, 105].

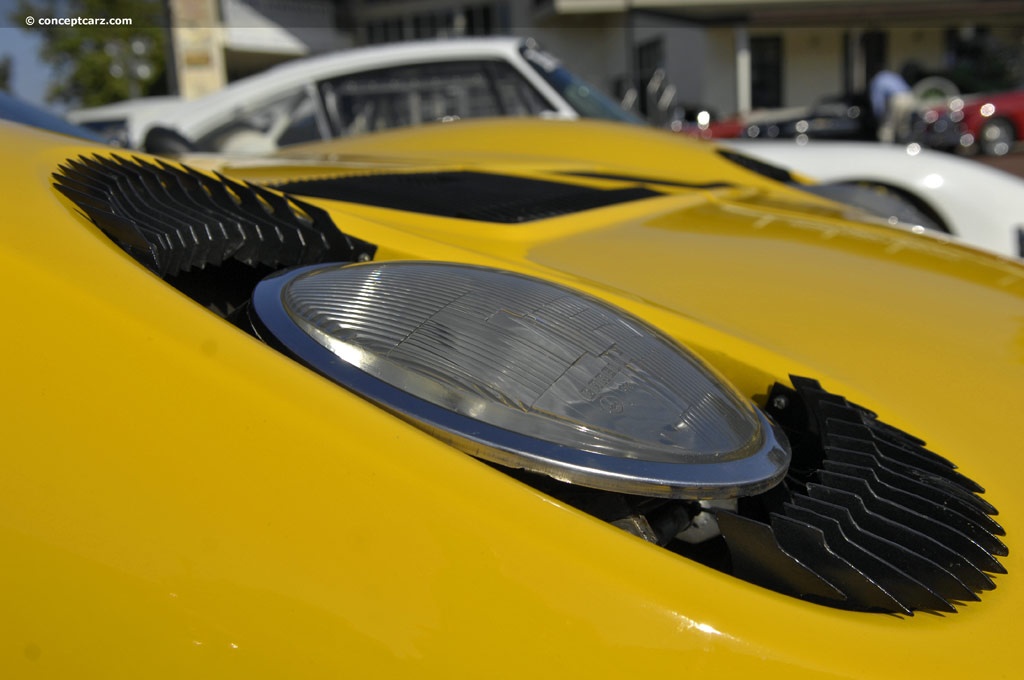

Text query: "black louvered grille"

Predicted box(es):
[496, 376, 1005, 615]
[53, 154, 375, 278]
[272, 171, 662, 223]
[713, 376, 1005, 614]
[522, 375, 1006, 615]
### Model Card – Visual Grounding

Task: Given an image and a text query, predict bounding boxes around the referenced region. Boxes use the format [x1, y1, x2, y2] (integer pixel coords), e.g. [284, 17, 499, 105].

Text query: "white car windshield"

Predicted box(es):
[520, 44, 644, 125]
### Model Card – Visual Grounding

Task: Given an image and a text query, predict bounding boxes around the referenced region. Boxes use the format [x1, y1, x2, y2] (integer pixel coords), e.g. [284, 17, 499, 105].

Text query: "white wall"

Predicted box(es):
[888, 27, 947, 76]
[703, 27, 740, 116]
[525, 21, 625, 95]
[773, 28, 845, 108]
[632, 17, 709, 105]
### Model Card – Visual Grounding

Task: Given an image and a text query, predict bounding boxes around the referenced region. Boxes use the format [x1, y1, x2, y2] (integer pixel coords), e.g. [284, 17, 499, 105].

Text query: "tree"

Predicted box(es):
[11, 0, 167, 107]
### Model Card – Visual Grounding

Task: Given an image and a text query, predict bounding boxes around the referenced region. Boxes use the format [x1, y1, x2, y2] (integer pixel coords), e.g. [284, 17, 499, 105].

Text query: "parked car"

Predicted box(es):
[936, 87, 1024, 156]
[722, 138, 1024, 258]
[743, 93, 878, 141]
[680, 94, 877, 141]
[669, 103, 747, 139]
[65, 95, 183, 147]
[80, 37, 639, 154]
[5, 116, 1022, 677]
[690, 82, 963, 150]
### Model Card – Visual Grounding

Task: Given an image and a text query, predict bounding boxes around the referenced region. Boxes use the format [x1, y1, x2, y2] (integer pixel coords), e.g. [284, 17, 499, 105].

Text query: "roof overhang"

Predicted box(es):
[546, 0, 1024, 27]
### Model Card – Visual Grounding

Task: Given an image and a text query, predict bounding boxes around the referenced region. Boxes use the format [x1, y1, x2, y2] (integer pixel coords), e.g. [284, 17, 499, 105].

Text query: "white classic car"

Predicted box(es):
[65, 95, 183, 148]
[69, 37, 638, 154]
[724, 139, 1024, 259]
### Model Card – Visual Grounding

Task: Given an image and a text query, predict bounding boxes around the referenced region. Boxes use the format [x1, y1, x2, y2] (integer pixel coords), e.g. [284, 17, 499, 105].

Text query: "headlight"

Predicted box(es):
[250, 261, 790, 499]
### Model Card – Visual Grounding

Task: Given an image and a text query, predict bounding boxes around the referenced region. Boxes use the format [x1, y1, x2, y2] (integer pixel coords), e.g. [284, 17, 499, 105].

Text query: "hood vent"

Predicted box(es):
[521, 375, 1004, 614]
[53, 154, 374, 278]
[272, 171, 662, 223]
[717, 150, 795, 183]
[714, 376, 1005, 614]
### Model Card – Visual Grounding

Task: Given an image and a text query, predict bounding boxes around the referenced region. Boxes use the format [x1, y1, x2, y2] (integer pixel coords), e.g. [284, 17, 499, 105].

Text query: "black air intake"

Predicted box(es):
[272, 171, 662, 223]
[716, 376, 1006, 614]
[487, 374, 1005, 615]
[53, 154, 374, 278]
[717, 149, 795, 184]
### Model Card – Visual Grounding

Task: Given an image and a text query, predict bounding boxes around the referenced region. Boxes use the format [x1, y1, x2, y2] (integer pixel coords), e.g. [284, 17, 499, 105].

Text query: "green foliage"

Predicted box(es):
[11, 0, 167, 107]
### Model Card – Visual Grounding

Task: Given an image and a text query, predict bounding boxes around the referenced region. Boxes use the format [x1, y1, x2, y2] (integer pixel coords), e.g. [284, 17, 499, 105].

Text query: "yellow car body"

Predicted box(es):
[2, 117, 1022, 677]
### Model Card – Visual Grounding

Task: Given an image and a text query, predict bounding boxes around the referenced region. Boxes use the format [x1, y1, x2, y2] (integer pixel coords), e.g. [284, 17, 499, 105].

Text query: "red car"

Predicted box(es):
[949, 87, 1024, 156]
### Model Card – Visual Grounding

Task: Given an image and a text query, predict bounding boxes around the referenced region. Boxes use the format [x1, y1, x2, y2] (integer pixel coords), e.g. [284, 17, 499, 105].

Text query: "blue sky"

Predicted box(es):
[1, 0, 53, 109]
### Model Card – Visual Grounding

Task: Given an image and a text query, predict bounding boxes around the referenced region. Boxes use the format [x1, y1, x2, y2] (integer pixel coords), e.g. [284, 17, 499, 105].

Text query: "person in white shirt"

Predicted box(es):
[869, 67, 914, 143]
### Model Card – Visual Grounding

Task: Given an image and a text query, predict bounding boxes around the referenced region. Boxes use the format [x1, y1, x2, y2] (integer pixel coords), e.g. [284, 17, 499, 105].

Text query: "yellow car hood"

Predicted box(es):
[228, 118, 1020, 460]
[3, 118, 1023, 678]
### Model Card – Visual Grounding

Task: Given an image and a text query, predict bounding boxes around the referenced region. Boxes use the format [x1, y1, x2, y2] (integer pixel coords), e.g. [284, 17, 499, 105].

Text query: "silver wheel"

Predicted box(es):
[979, 118, 1015, 156]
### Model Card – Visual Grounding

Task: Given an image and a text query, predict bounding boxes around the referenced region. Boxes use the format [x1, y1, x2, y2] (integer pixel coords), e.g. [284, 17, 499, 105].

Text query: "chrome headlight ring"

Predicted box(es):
[250, 261, 790, 500]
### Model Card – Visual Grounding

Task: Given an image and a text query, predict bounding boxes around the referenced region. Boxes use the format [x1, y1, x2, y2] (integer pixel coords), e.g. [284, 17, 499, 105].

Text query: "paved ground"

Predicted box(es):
[971, 147, 1024, 178]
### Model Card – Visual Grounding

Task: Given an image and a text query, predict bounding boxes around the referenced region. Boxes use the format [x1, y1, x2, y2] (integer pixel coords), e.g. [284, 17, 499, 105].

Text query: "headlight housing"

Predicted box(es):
[250, 261, 790, 500]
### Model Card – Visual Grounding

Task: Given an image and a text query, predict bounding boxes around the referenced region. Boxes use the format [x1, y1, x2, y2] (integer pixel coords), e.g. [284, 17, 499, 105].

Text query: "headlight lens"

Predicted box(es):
[251, 261, 790, 499]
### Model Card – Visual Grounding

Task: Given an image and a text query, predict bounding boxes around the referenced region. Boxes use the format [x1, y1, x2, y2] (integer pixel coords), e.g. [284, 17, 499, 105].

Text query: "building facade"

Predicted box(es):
[168, 0, 1024, 124]
[348, 0, 1024, 122]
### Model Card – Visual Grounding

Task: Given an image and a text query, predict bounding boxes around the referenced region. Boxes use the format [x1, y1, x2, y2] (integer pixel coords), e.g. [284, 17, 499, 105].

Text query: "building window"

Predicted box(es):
[634, 38, 664, 119]
[363, 3, 508, 45]
[751, 36, 782, 109]
[366, 18, 405, 44]
[861, 30, 888, 80]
